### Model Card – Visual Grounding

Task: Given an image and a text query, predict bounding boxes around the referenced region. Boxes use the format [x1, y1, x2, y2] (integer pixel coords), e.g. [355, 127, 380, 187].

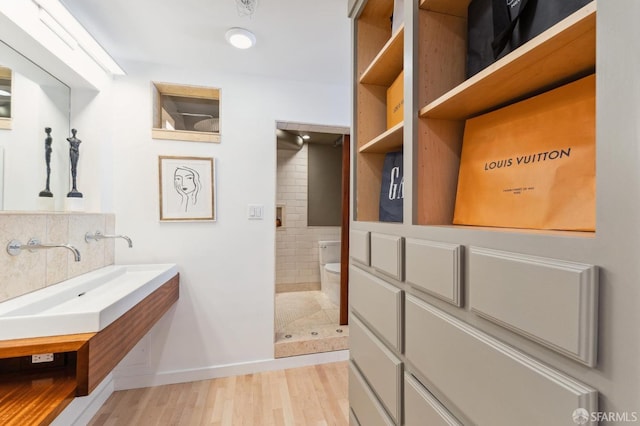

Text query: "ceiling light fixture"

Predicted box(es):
[302, 135, 311, 140]
[225, 28, 256, 49]
[31, 0, 126, 75]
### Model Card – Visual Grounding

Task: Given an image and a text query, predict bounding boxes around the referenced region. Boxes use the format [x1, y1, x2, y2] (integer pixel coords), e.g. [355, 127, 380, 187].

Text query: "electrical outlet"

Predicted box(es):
[31, 353, 54, 363]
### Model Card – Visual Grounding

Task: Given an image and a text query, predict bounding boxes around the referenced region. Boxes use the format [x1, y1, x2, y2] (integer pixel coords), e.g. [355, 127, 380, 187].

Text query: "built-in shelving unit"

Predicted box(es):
[355, 0, 405, 222]
[419, 3, 596, 120]
[352, 0, 596, 230]
[348, 1, 640, 423]
[414, 0, 596, 231]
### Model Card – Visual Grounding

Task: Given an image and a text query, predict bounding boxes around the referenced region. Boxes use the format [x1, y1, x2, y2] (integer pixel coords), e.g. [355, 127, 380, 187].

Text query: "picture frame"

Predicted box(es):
[159, 155, 216, 221]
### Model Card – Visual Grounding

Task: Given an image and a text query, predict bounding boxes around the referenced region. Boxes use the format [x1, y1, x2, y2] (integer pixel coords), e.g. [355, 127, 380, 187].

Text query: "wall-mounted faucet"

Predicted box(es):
[7, 238, 81, 262]
[85, 230, 133, 248]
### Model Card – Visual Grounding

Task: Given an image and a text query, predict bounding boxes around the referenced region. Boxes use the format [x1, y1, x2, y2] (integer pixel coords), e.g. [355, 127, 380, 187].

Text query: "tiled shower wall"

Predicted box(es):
[276, 146, 340, 292]
[0, 212, 115, 302]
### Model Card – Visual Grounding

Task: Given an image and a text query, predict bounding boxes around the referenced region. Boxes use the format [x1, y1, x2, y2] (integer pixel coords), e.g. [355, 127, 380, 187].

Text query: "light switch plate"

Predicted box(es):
[248, 204, 264, 220]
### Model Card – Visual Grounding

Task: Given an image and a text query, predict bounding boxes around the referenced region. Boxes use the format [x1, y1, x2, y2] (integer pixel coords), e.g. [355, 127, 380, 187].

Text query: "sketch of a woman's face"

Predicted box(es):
[173, 166, 201, 212]
[175, 169, 196, 194]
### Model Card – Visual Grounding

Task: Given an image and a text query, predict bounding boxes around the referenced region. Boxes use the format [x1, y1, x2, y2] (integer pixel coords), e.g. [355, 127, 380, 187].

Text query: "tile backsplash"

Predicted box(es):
[0, 212, 116, 302]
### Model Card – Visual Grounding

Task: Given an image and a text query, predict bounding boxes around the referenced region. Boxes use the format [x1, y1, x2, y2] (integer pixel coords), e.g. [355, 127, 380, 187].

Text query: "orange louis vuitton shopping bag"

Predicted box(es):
[453, 74, 595, 231]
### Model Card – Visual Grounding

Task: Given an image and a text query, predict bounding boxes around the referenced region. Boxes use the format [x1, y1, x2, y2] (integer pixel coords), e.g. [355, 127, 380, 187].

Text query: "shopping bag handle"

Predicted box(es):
[491, 0, 531, 58]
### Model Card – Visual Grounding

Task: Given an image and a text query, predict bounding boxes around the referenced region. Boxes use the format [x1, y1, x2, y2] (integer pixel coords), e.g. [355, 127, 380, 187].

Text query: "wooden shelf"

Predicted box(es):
[152, 128, 221, 143]
[359, 122, 403, 153]
[419, 2, 596, 120]
[419, 0, 470, 17]
[360, 25, 404, 86]
[429, 224, 595, 238]
[0, 333, 93, 360]
[0, 369, 77, 426]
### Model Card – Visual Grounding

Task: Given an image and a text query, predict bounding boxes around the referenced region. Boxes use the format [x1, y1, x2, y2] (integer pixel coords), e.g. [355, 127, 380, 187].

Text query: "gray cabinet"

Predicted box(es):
[350, 265, 403, 351]
[350, 315, 403, 423]
[348, 0, 640, 423]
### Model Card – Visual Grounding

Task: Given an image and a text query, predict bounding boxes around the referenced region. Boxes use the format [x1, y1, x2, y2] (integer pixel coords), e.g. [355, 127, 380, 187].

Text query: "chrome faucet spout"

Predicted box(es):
[6, 239, 81, 262]
[85, 230, 133, 248]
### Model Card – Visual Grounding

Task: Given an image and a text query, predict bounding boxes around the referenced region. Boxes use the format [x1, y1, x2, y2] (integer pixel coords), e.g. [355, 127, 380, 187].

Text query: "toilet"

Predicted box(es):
[318, 240, 341, 306]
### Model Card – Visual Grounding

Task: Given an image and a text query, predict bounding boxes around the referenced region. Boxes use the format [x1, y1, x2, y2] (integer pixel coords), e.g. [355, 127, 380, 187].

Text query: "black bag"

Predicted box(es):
[379, 151, 404, 222]
[467, 0, 592, 78]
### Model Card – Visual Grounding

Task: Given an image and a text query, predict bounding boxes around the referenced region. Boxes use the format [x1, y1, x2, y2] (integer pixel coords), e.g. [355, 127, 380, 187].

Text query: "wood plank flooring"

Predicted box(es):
[89, 361, 349, 426]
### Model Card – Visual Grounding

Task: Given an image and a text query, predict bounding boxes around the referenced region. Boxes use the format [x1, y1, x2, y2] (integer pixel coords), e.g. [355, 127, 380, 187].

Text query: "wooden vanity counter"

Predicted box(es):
[0, 273, 179, 425]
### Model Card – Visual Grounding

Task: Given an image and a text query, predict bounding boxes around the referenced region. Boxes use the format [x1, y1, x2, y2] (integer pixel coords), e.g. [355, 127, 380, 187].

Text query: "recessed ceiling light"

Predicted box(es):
[225, 27, 256, 49]
[302, 134, 311, 140]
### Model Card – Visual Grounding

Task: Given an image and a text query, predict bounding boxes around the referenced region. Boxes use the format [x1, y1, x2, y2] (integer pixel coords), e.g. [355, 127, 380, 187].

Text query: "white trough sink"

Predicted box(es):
[0, 263, 178, 340]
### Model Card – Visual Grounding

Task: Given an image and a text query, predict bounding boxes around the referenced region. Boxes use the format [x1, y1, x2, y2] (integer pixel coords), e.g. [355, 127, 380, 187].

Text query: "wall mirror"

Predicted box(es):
[0, 40, 71, 211]
[0, 66, 10, 128]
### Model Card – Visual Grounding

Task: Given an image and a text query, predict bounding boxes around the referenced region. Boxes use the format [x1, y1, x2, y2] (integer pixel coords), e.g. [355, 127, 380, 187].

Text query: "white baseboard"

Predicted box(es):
[114, 349, 349, 391]
[51, 374, 115, 426]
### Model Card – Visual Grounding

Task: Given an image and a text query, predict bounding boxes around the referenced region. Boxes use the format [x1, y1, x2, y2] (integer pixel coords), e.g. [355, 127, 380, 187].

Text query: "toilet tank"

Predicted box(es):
[318, 241, 341, 265]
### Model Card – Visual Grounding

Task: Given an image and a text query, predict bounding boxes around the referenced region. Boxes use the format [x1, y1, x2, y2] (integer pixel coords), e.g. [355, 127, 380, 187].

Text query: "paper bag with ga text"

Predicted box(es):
[453, 74, 595, 231]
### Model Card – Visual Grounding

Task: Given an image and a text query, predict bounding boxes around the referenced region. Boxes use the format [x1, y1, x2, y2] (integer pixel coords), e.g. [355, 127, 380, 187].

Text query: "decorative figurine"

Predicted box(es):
[67, 128, 83, 198]
[39, 127, 53, 198]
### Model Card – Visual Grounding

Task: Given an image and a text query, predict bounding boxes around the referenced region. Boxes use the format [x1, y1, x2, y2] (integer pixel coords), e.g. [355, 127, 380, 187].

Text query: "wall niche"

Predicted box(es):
[152, 82, 221, 143]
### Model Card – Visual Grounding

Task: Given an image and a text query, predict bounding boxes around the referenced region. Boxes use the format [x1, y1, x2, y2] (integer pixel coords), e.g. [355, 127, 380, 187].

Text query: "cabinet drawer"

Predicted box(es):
[349, 362, 394, 426]
[404, 373, 462, 426]
[469, 247, 598, 366]
[405, 238, 462, 306]
[371, 233, 403, 280]
[350, 230, 371, 266]
[349, 409, 360, 426]
[350, 266, 403, 351]
[350, 315, 402, 424]
[405, 295, 597, 426]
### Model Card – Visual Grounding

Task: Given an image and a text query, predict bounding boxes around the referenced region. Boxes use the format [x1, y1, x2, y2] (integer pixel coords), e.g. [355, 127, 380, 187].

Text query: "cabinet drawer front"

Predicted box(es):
[350, 230, 371, 266]
[469, 247, 598, 366]
[404, 373, 462, 426]
[405, 296, 597, 426]
[405, 238, 462, 306]
[371, 233, 403, 280]
[349, 362, 395, 426]
[350, 315, 402, 424]
[350, 266, 402, 351]
[349, 409, 360, 426]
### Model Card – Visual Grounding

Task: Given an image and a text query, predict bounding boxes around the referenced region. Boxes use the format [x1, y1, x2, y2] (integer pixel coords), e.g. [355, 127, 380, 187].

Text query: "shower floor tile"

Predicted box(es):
[275, 290, 348, 358]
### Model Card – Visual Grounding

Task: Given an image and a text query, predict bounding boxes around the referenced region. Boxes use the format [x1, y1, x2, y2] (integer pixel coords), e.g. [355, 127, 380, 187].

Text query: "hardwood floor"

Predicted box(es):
[89, 361, 349, 426]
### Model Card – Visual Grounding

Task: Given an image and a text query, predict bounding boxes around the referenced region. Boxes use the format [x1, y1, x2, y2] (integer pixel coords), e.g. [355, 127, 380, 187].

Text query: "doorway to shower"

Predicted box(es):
[274, 121, 350, 358]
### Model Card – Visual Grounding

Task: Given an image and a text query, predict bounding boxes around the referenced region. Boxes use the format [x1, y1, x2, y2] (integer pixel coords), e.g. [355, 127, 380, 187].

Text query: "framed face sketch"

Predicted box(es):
[159, 155, 215, 221]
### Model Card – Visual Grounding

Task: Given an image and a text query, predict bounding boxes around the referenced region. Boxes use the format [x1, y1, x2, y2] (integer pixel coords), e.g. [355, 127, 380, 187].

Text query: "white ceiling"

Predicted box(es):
[60, 0, 351, 85]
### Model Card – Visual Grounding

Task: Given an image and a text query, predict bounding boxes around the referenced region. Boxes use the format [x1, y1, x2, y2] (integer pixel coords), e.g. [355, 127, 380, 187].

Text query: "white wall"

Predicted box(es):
[107, 62, 349, 386]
